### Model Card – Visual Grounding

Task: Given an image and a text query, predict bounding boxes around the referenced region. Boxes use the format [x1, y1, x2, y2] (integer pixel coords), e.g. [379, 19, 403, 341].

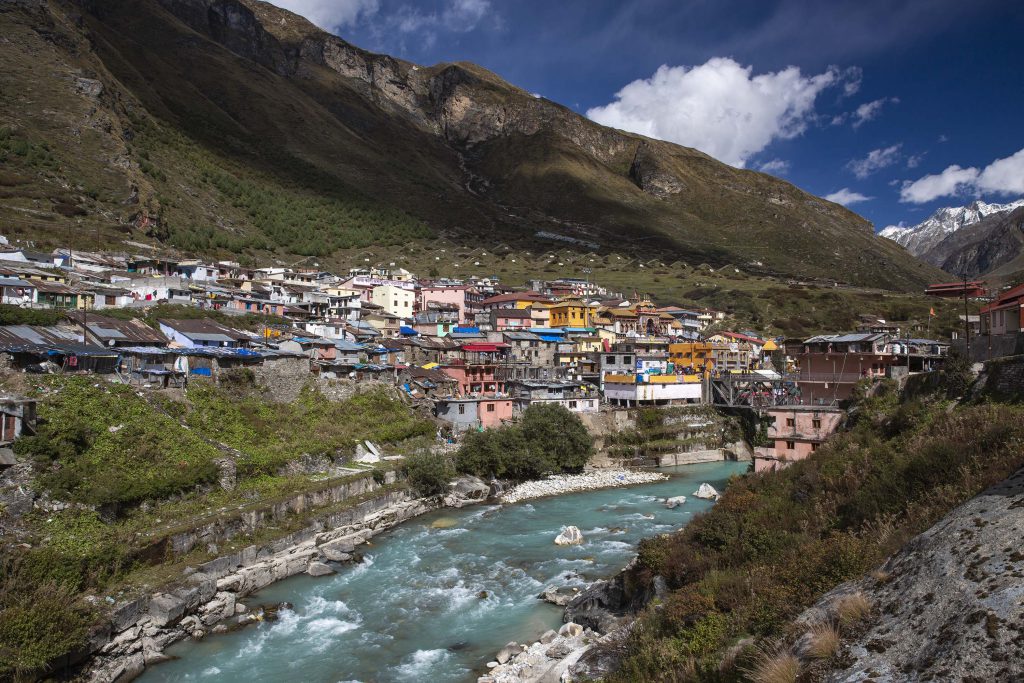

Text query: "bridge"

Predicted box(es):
[705, 372, 803, 410]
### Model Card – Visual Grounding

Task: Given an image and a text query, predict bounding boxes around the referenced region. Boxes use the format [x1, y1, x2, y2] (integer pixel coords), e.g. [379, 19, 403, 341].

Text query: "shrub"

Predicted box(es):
[402, 451, 455, 497]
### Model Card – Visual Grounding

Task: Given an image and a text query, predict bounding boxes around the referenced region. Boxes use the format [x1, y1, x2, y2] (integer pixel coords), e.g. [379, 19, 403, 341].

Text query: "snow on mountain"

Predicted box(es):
[880, 199, 1024, 256]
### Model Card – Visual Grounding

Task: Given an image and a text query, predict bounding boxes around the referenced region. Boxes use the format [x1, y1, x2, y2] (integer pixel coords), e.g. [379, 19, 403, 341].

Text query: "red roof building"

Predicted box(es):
[926, 281, 987, 298]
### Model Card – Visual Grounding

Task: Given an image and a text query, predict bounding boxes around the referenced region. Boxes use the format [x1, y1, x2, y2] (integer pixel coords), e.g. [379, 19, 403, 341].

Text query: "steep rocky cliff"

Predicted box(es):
[0, 0, 943, 288]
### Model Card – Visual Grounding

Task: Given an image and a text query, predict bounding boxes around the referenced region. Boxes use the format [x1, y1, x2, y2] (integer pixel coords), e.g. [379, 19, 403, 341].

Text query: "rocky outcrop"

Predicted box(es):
[793, 466, 1024, 682]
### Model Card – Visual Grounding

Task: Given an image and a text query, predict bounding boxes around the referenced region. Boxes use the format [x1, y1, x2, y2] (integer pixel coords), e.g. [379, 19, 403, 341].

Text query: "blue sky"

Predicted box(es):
[271, 0, 1024, 230]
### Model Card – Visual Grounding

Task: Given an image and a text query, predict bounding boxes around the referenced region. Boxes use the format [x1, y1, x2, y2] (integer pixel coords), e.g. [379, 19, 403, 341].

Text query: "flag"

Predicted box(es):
[929, 308, 935, 317]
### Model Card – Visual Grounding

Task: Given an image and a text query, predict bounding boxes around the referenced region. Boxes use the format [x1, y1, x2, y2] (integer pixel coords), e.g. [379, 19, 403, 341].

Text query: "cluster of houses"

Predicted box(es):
[0, 245, 966, 474]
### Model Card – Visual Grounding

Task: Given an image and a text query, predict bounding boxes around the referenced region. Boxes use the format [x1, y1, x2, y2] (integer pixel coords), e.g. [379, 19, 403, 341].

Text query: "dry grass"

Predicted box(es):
[742, 642, 801, 683]
[834, 592, 872, 626]
[805, 621, 842, 660]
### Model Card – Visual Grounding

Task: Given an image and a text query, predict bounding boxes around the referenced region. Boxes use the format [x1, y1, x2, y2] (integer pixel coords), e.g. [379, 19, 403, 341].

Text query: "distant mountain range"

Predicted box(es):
[880, 200, 1024, 279]
[0, 0, 943, 290]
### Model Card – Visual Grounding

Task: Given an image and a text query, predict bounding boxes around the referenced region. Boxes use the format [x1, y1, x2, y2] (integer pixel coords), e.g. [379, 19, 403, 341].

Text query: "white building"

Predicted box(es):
[371, 284, 415, 319]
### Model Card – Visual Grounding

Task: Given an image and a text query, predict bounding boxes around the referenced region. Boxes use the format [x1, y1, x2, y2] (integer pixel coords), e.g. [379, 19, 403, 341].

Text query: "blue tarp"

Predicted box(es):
[399, 326, 418, 336]
[453, 326, 479, 333]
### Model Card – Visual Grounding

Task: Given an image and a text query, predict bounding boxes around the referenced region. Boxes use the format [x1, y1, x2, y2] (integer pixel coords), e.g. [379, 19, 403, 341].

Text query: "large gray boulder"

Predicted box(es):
[148, 593, 185, 628]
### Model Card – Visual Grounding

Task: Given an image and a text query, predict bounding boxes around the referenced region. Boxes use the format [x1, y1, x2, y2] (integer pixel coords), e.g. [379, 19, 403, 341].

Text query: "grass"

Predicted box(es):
[804, 621, 842, 660]
[833, 593, 872, 628]
[742, 643, 800, 683]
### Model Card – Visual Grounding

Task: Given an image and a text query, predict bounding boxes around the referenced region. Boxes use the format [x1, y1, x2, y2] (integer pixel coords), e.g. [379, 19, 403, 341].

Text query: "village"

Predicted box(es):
[0, 243, 1017, 477]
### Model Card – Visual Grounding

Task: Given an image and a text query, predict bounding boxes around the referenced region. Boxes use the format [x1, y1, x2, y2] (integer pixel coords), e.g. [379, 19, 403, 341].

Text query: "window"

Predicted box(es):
[786, 441, 795, 450]
[569, 401, 577, 409]
[812, 418, 821, 429]
[786, 418, 795, 427]
[458, 404, 465, 415]
[811, 443, 820, 452]
[605, 355, 615, 364]
[486, 403, 495, 413]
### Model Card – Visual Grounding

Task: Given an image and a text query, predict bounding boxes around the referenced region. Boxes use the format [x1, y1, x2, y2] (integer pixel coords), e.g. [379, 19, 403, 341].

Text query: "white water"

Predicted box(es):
[140, 461, 744, 682]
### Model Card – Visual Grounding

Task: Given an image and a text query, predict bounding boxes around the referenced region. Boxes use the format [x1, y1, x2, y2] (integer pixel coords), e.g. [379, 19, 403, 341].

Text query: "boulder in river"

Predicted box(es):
[554, 526, 584, 546]
[540, 587, 574, 606]
[558, 622, 584, 637]
[307, 561, 335, 577]
[664, 496, 687, 509]
[693, 483, 719, 500]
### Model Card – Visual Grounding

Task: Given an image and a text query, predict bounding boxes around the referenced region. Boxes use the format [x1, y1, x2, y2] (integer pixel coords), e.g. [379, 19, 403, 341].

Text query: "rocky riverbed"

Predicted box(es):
[500, 470, 668, 504]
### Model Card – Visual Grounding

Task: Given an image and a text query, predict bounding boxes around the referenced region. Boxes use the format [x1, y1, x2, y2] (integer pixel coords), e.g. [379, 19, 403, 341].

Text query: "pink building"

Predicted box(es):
[418, 285, 482, 323]
[753, 406, 844, 472]
[492, 308, 534, 330]
[478, 398, 514, 428]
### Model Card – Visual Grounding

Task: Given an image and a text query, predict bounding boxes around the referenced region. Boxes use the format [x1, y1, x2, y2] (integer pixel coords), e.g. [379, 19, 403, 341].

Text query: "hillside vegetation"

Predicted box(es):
[0, 0, 944, 290]
[605, 378, 1024, 682]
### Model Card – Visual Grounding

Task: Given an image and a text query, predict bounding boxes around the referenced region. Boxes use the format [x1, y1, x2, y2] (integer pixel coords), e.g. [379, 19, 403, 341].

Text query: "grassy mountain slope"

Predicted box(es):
[0, 0, 944, 289]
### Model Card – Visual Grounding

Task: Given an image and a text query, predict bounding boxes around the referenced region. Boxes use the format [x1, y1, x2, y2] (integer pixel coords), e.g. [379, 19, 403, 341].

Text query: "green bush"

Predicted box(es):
[402, 451, 455, 497]
[455, 404, 594, 480]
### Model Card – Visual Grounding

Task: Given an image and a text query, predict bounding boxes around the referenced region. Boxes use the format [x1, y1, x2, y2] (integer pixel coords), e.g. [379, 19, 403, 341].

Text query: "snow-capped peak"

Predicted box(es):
[879, 198, 1024, 256]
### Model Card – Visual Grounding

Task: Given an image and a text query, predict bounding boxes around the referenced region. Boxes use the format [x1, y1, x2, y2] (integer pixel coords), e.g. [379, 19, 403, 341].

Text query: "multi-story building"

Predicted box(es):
[753, 406, 845, 472]
[371, 284, 416, 319]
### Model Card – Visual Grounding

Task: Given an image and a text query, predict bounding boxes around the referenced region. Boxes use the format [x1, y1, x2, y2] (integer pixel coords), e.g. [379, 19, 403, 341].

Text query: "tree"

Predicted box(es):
[519, 403, 594, 472]
[402, 451, 455, 497]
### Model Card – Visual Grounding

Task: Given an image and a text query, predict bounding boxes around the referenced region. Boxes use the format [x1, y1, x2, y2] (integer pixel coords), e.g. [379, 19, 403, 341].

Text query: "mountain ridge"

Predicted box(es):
[0, 0, 943, 289]
[879, 199, 1024, 278]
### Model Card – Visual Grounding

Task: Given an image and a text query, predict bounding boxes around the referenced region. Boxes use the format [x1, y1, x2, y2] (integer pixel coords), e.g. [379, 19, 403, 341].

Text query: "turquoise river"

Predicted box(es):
[139, 461, 744, 682]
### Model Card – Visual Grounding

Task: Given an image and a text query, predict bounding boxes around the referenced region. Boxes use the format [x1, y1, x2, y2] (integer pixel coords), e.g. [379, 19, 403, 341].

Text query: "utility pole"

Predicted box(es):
[962, 273, 971, 360]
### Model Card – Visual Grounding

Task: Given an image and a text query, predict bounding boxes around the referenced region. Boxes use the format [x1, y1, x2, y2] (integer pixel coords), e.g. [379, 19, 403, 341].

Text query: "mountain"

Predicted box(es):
[0, 0, 943, 289]
[880, 199, 1024, 278]
[880, 199, 1024, 256]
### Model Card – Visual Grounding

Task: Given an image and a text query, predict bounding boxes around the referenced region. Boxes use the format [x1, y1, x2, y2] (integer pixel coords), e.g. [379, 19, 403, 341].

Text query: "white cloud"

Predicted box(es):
[388, 0, 491, 34]
[587, 58, 853, 167]
[900, 146, 1024, 203]
[976, 148, 1024, 196]
[824, 188, 872, 206]
[269, 0, 379, 30]
[906, 153, 924, 169]
[847, 144, 901, 179]
[851, 96, 898, 129]
[758, 158, 790, 175]
[899, 165, 979, 203]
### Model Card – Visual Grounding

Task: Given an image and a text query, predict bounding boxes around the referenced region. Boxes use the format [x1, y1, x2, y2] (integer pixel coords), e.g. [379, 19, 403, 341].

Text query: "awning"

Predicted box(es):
[461, 343, 508, 352]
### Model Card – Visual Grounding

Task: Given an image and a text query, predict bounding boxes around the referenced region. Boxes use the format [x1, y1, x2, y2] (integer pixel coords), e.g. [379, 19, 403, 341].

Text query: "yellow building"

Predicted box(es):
[668, 342, 715, 376]
[548, 299, 594, 328]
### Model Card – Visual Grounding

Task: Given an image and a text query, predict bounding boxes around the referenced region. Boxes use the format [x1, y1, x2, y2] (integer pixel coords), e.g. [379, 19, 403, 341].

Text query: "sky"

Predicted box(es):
[269, 0, 1024, 231]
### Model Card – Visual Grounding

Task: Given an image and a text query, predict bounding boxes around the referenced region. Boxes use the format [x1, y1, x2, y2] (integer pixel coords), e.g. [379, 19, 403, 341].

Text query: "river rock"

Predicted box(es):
[540, 587, 573, 606]
[148, 593, 186, 628]
[664, 495, 687, 509]
[546, 641, 574, 659]
[495, 642, 522, 664]
[693, 483, 719, 500]
[554, 526, 584, 546]
[307, 561, 335, 577]
[558, 622, 584, 638]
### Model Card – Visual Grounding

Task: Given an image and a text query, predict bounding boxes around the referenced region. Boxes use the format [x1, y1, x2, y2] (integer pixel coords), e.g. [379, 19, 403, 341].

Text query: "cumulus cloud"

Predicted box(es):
[270, 0, 379, 30]
[587, 58, 854, 167]
[758, 158, 790, 175]
[824, 188, 872, 206]
[900, 147, 1024, 203]
[847, 144, 902, 179]
[851, 96, 899, 128]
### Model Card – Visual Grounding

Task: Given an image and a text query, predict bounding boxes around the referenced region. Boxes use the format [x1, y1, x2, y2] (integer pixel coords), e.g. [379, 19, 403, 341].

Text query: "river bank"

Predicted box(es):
[137, 461, 744, 683]
[499, 470, 668, 503]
